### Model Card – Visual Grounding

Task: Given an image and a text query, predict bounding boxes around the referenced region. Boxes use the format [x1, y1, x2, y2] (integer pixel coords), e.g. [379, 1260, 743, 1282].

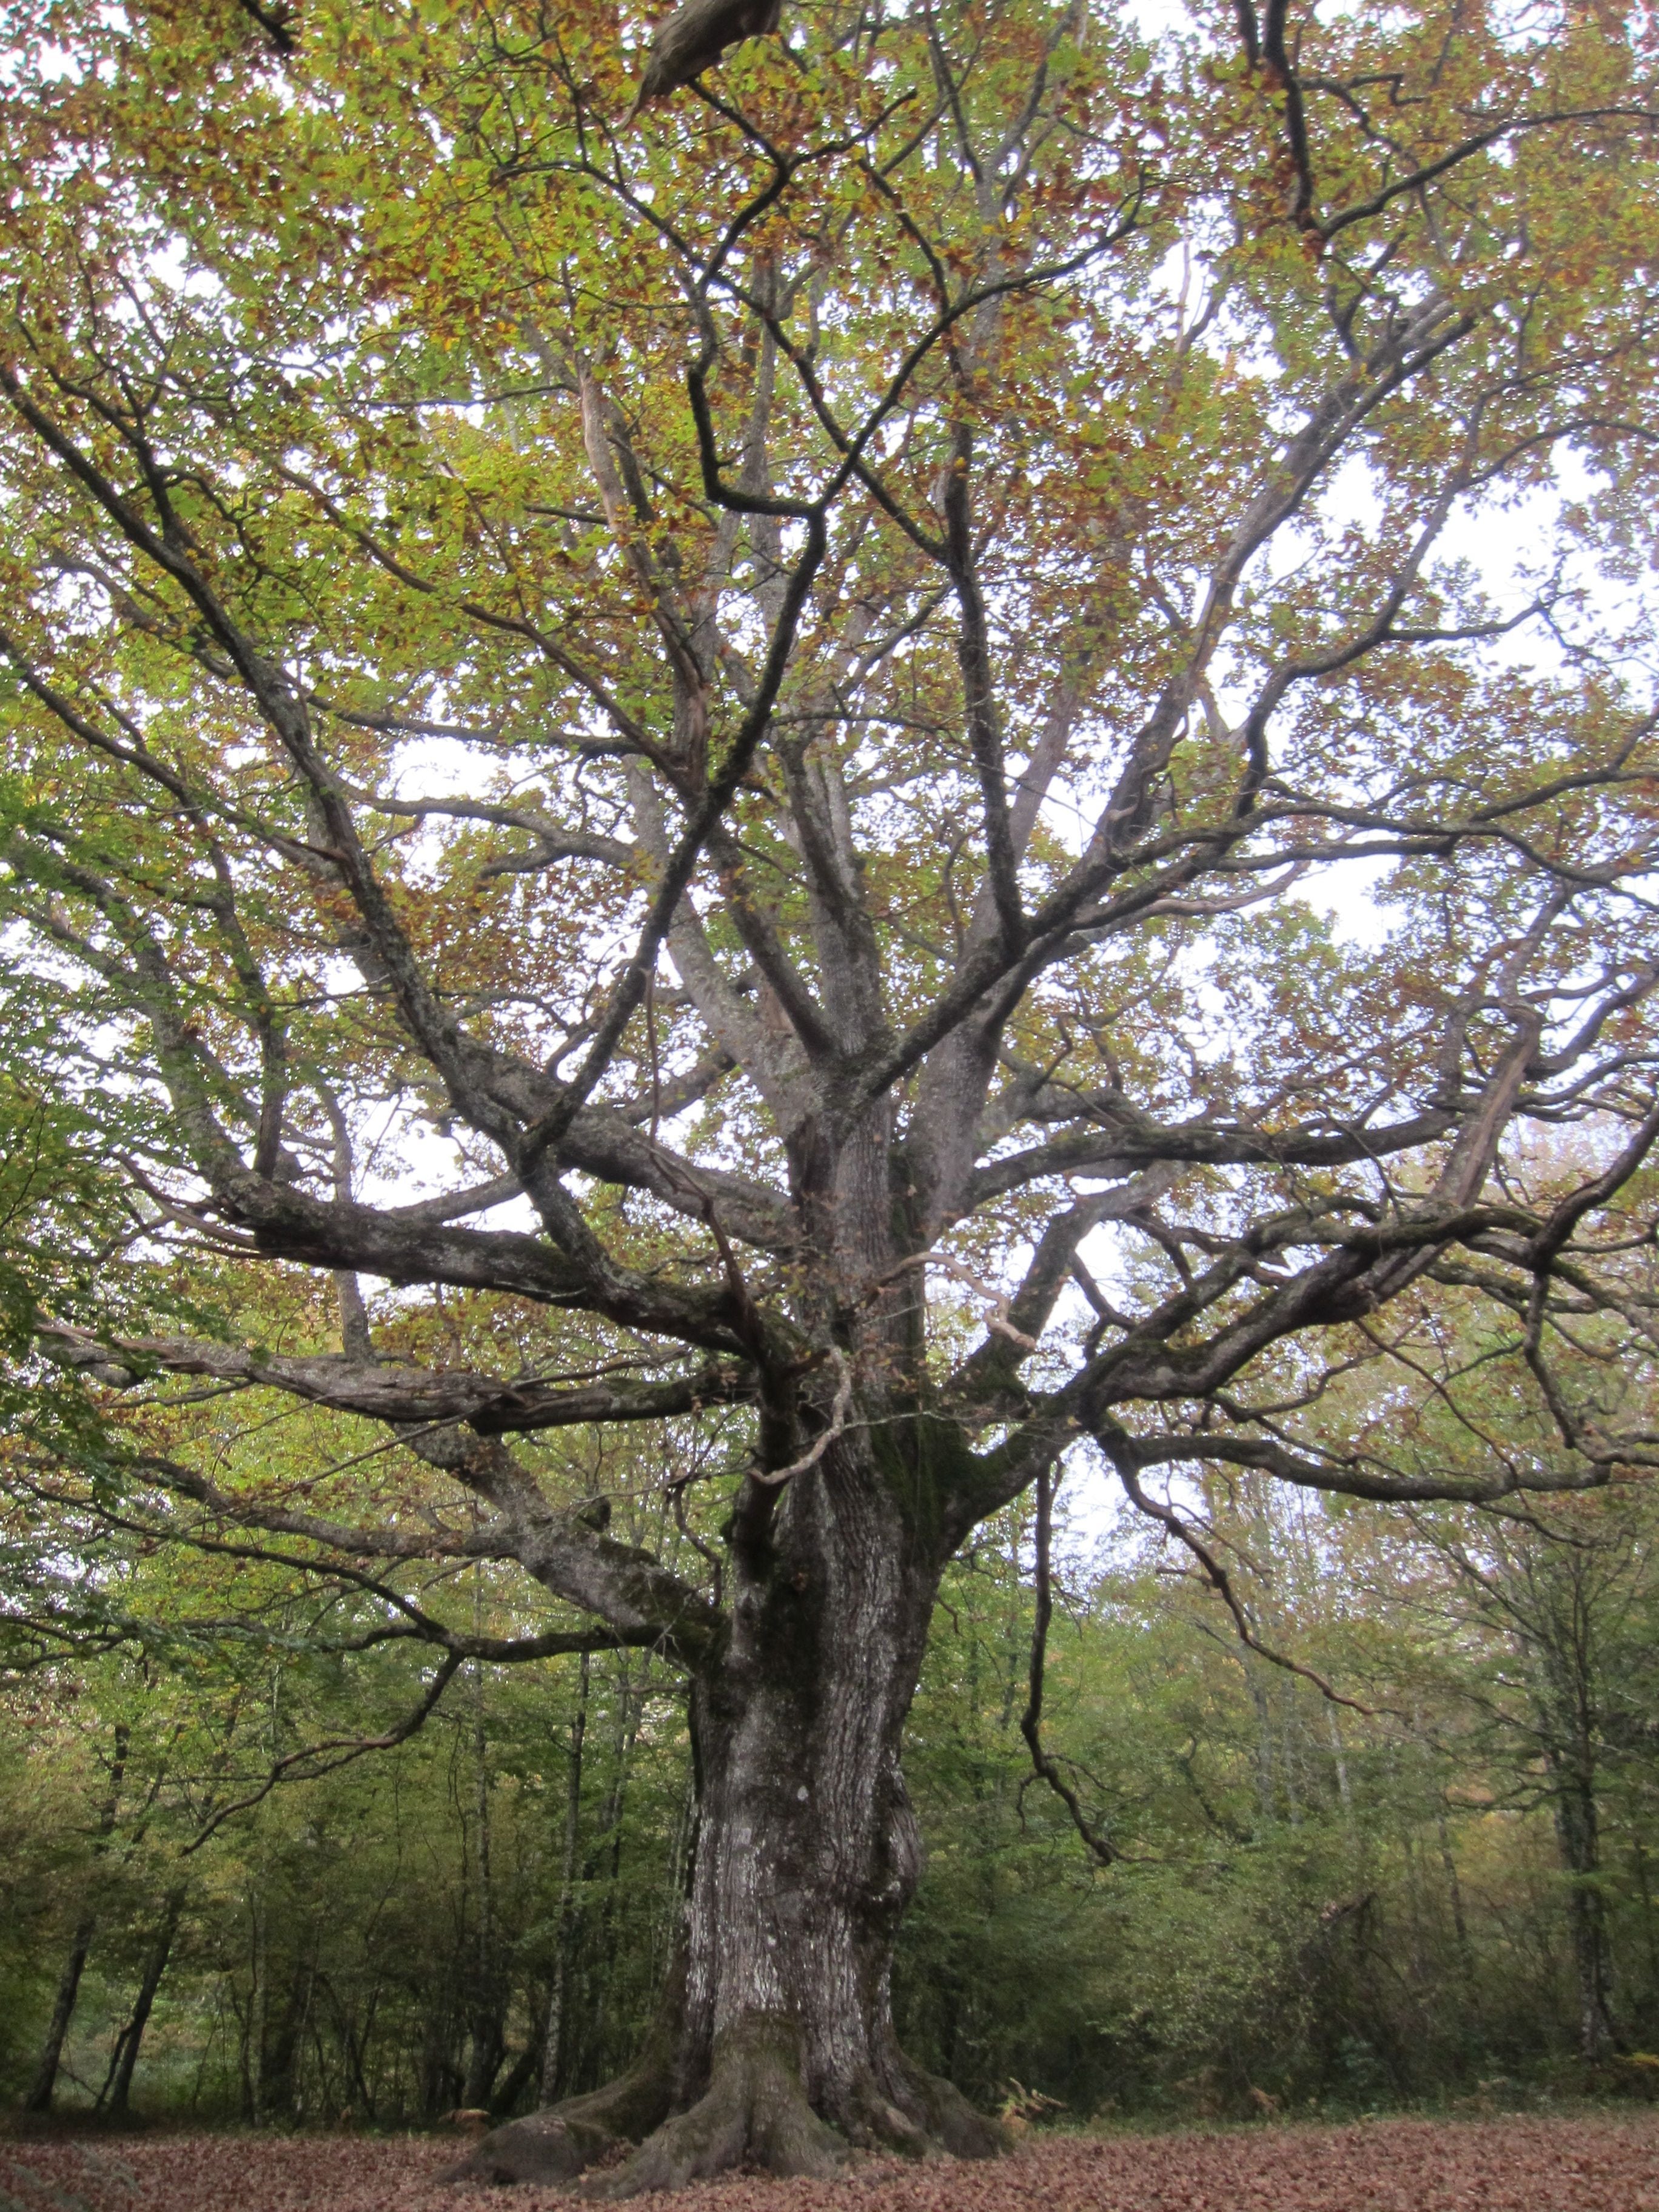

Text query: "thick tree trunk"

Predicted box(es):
[447, 1427, 1002, 2193]
[462, 1671, 506, 2111]
[24, 1915, 96, 2113]
[104, 1885, 186, 2118]
[539, 1649, 589, 2105]
[1552, 1765, 1616, 2065]
[27, 1723, 129, 2113]
[256, 1947, 313, 2123]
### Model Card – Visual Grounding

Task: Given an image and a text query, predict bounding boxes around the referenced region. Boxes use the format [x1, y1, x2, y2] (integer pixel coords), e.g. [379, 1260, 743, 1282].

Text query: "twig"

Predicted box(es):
[1019, 1465, 1118, 1863]
[748, 1349, 853, 1486]
[1114, 1455, 1376, 1715]
[182, 1654, 463, 1849]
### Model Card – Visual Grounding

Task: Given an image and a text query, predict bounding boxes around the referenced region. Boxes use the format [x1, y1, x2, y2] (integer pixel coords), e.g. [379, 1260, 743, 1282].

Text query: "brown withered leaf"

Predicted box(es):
[3, 2114, 1657, 2212]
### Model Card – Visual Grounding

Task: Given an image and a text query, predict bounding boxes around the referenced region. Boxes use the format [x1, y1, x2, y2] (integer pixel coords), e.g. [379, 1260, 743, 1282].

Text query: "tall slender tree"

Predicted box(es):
[2, 0, 1658, 2183]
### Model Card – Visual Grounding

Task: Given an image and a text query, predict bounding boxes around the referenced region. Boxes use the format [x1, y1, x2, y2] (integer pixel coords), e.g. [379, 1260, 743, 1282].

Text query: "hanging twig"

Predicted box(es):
[871, 1249, 1039, 1350]
[748, 1348, 853, 1486]
[181, 1653, 464, 1850]
[1019, 1466, 1118, 1864]
[1114, 1457, 1376, 1715]
[669, 1481, 725, 1604]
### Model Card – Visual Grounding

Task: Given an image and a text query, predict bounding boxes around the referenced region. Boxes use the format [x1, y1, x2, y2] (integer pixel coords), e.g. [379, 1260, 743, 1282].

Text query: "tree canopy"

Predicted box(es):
[2, 0, 1658, 2181]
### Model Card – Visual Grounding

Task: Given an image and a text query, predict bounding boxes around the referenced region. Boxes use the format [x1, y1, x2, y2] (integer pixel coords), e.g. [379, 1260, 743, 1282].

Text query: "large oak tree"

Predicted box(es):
[3, 0, 1658, 2182]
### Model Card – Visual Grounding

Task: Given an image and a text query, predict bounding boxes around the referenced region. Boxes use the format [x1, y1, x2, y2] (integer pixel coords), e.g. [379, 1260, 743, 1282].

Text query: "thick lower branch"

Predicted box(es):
[38, 1319, 754, 1436]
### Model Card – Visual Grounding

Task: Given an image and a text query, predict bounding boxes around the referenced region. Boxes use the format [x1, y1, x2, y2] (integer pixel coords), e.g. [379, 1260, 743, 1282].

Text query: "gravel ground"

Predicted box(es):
[4, 2114, 1657, 2212]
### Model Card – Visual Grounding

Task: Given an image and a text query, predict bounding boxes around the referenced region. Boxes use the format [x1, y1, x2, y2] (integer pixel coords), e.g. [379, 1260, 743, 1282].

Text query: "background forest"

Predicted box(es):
[6, 1366, 1659, 2128]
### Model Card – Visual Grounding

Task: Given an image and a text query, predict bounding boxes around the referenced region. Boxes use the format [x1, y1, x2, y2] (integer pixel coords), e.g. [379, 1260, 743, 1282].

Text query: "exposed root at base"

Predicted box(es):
[595, 2021, 845, 2197]
[442, 2016, 1007, 2194]
[439, 2062, 666, 2188]
[883, 2050, 1008, 2161]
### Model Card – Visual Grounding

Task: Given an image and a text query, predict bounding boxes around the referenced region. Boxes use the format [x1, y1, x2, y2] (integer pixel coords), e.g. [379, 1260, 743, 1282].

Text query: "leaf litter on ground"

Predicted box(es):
[2, 2115, 1657, 2212]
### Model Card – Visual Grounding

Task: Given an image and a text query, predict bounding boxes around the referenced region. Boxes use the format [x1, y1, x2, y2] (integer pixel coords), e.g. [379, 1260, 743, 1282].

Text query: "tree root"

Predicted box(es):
[820, 2044, 1008, 2163]
[597, 2018, 846, 2197]
[438, 2061, 673, 2187]
[441, 2005, 1005, 2193]
[831, 2070, 940, 2159]
[882, 2048, 1008, 2160]
[439, 1963, 683, 2188]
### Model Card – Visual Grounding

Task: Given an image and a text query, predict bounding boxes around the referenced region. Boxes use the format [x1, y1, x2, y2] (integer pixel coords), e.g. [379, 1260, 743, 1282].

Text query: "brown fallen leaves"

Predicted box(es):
[2, 2113, 1656, 2212]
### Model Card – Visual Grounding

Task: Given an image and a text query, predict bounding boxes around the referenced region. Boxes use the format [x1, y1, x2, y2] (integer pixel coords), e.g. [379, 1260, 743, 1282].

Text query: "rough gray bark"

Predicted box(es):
[630, 0, 783, 109]
[449, 1424, 1001, 2191]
